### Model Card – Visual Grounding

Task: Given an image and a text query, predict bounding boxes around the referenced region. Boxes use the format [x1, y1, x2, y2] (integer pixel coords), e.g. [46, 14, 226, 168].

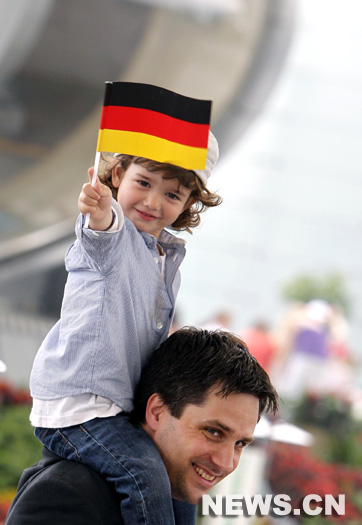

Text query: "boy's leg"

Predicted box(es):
[35, 413, 176, 525]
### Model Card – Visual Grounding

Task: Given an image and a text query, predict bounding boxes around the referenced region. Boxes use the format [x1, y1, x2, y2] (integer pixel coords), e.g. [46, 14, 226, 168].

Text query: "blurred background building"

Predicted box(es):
[1, 1, 362, 522]
[0, 0, 361, 395]
[0, 0, 296, 385]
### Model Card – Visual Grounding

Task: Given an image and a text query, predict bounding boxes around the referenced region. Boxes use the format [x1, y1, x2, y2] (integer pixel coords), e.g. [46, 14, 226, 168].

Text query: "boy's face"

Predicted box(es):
[112, 163, 193, 239]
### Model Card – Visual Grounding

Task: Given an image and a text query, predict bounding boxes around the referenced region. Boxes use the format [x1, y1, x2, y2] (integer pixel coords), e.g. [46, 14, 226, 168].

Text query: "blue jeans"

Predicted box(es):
[35, 413, 196, 525]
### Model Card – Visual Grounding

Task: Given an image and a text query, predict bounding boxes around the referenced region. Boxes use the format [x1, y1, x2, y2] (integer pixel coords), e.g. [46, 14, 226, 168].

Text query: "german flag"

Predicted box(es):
[96, 82, 212, 170]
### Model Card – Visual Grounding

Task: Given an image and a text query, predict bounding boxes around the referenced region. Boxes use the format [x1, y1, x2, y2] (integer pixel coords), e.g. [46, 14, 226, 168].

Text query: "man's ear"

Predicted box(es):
[144, 393, 167, 432]
[111, 166, 122, 189]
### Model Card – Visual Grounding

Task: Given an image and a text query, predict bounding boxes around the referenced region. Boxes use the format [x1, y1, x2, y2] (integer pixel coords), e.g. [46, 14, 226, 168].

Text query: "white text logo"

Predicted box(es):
[202, 494, 345, 517]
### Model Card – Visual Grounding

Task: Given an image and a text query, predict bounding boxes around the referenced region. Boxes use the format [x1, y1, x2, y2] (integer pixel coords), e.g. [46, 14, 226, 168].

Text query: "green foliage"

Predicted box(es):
[0, 405, 42, 490]
[292, 393, 352, 433]
[291, 393, 362, 468]
[325, 428, 362, 467]
[281, 272, 351, 313]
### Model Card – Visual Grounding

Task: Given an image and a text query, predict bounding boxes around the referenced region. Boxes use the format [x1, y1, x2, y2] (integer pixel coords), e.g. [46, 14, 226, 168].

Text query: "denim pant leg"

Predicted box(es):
[35, 413, 176, 525]
[173, 499, 197, 525]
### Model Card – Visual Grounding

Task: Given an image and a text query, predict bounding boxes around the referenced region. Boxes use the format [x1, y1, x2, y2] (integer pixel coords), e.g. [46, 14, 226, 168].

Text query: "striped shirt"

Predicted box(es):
[30, 200, 186, 414]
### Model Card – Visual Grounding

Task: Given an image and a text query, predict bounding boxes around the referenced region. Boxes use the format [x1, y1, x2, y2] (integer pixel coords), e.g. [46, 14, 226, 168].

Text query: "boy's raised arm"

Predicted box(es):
[78, 167, 114, 231]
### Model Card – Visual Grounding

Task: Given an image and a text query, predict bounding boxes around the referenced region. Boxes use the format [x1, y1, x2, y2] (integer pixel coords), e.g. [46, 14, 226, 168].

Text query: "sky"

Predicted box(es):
[176, 0, 362, 358]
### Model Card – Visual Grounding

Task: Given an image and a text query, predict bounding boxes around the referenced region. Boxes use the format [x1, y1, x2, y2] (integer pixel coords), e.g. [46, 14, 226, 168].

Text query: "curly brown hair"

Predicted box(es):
[98, 153, 222, 233]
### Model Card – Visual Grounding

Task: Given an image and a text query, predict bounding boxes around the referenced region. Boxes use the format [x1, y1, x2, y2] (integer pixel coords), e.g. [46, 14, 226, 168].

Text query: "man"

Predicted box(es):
[6, 327, 278, 524]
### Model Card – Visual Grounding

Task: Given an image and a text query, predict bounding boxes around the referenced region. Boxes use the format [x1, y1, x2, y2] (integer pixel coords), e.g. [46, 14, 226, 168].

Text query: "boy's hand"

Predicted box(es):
[78, 167, 113, 231]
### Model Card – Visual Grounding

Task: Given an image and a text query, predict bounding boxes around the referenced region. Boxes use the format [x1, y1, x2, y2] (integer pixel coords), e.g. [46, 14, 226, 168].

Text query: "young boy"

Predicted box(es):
[29, 131, 221, 524]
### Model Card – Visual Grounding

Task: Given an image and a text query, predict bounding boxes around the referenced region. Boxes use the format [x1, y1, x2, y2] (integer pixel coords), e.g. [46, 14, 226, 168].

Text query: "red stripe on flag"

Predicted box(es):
[99, 106, 209, 149]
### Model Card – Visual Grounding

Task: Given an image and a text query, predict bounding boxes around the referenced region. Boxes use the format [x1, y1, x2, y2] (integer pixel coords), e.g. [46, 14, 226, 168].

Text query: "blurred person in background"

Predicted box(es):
[240, 320, 276, 375]
[199, 309, 233, 331]
[274, 300, 354, 400]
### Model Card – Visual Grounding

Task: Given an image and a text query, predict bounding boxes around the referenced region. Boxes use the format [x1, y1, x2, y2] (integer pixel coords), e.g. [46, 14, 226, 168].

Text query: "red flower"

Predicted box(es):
[267, 443, 362, 522]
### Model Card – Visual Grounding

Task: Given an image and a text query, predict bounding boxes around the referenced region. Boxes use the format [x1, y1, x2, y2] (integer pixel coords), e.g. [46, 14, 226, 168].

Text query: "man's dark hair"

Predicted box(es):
[133, 327, 279, 422]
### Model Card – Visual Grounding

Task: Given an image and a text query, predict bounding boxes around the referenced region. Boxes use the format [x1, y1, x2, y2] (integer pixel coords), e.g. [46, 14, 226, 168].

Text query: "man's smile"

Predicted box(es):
[192, 463, 217, 483]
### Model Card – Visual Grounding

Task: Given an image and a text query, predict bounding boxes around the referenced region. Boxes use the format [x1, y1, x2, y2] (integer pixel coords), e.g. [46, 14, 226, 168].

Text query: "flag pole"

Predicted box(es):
[84, 150, 101, 228]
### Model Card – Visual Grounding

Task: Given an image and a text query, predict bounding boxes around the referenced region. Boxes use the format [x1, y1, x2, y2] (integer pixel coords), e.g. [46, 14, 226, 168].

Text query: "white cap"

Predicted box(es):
[194, 130, 219, 187]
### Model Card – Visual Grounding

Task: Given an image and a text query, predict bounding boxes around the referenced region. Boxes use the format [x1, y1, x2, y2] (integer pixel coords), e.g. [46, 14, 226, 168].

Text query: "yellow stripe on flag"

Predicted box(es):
[97, 129, 207, 170]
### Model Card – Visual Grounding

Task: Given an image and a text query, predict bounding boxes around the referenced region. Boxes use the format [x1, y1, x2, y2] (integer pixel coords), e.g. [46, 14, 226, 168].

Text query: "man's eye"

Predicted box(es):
[206, 428, 221, 438]
[235, 440, 247, 449]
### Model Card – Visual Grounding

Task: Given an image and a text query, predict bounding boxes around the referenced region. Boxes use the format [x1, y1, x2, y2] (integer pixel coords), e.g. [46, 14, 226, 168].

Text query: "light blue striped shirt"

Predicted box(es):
[30, 200, 186, 412]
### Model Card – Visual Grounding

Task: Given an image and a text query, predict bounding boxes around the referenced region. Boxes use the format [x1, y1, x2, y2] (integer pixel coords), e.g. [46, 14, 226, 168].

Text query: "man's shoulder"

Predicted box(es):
[6, 449, 121, 524]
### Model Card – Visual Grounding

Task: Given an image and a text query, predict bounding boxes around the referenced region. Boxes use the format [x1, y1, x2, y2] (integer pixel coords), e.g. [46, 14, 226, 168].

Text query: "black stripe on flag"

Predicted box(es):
[103, 81, 212, 125]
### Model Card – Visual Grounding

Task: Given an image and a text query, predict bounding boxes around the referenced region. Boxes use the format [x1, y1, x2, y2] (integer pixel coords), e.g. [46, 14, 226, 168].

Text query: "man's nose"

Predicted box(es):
[210, 446, 237, 475]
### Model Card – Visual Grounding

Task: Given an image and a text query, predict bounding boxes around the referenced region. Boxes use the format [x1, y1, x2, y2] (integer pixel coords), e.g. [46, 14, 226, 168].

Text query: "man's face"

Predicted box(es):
[148, 391, 259, 505]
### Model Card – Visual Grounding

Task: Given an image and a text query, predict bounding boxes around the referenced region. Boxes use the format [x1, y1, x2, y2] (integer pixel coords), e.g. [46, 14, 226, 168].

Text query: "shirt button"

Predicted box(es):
[154, 257, 159, 264]
[156, 322, 163, 330]
[92, 231, 99, 237]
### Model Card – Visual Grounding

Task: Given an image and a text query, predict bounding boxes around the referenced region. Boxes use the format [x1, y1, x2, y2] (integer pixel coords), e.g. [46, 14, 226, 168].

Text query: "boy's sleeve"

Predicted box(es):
[89, 199, 125, 233]
[70, 199, 126, 275]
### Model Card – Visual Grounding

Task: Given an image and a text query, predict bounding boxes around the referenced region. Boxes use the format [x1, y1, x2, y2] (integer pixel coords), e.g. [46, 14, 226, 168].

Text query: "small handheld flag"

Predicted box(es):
[96, 81, 212, 171]
[86, 82, 212, 227]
